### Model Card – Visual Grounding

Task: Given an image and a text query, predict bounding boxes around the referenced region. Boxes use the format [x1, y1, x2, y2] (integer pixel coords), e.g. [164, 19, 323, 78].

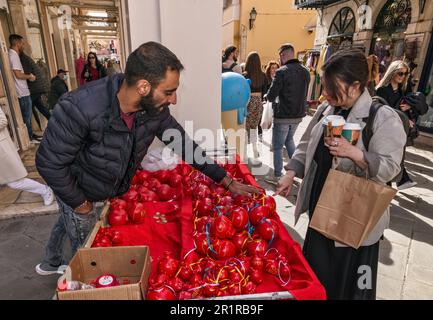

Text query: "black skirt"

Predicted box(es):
[303, 107, 380, 300]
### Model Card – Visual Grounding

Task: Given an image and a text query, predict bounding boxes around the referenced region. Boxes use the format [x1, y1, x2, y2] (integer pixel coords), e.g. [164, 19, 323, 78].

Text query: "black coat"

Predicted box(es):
[19, 53, 50, 97]
[36, 74, 226, 209]
[266, 59, 310, 119]
[48, 76, 69, 109]
[376, 84, 405, 110]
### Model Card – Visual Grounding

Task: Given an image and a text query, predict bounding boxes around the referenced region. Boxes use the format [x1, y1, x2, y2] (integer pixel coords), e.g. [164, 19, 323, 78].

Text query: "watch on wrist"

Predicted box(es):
[222, 176, 234, 190]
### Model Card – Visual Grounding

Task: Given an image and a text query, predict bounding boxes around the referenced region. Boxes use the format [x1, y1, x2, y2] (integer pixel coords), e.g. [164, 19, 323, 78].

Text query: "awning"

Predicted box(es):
[295, 0, 341, 9]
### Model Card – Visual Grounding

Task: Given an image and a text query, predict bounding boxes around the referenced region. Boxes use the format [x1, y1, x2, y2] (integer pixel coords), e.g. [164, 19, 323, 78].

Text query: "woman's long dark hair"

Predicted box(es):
[244, 52, 266, 88]
[87, 52, 103, 69]
[322, 49, 369, 102]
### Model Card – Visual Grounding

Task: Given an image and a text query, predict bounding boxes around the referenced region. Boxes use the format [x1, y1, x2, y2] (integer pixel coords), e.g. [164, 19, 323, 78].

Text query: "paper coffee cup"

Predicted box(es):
[321, 115, 346, 128]
[323, 115, 345, 145]
[342, 123, 361, 145]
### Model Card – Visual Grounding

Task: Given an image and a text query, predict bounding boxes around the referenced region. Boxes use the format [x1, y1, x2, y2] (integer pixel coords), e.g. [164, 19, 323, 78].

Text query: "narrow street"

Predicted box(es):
[1, 116, 432, 299]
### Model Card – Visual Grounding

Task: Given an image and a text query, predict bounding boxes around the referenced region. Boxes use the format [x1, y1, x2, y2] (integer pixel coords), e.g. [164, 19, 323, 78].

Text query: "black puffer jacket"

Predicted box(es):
[36, 74, 226, 209]
[20, 53, 50, 97]
[266, 59, 310, 119]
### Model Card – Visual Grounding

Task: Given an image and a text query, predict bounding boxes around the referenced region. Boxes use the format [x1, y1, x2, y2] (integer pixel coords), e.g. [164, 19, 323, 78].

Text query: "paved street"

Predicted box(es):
[0, 116, 432, 299]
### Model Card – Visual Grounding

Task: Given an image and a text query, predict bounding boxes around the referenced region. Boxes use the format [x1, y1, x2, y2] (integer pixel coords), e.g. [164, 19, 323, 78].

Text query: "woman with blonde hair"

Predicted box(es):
[376, 60, 415, 190]
[243, 51, 268, 164]
[376, 60, 410, 107]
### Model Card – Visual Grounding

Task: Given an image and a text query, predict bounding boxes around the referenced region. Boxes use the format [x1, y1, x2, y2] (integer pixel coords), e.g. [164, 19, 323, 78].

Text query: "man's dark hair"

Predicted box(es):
[9, 34, 23, 47]
[278, 43, 294, 55]
[322, 48, 369, 102]
[125, 42, 184, 87]
[222, 45, 237, 63]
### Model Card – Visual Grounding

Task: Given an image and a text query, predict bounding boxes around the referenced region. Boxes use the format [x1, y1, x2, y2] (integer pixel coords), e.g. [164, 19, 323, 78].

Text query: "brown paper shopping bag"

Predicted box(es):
[310, 169, 397, 249]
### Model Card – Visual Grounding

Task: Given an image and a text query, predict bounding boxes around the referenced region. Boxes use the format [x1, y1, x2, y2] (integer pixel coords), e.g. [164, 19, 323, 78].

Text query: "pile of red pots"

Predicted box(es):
[107, 166, 186, 227]
[147, 165, 291, 300]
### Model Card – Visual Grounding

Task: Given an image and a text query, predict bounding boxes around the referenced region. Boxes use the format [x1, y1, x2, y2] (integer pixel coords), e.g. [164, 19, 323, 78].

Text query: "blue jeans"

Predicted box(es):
[32, 94, 51, 123]
[18, 96, 33, 139]
[272, 121, 299, 177]
[42, 197, 98, 266]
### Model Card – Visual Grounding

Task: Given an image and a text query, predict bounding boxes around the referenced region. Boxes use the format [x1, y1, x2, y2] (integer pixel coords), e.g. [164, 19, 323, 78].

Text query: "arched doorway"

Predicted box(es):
[370, 0, 412, 77]
[327, 7, 356, 54]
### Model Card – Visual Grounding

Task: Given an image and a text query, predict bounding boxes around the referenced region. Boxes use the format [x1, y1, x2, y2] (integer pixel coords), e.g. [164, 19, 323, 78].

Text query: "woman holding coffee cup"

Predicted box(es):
[275, 49, 406, 300]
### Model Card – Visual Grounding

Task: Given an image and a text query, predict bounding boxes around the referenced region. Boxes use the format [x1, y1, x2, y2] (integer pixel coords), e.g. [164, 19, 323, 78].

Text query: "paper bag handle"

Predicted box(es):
[332, 157, 369, 180]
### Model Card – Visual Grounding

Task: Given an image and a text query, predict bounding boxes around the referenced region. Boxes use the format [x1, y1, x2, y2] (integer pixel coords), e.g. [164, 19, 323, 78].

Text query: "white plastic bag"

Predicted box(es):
[261, 101, 273, 130]
[141, 146, 179, 172]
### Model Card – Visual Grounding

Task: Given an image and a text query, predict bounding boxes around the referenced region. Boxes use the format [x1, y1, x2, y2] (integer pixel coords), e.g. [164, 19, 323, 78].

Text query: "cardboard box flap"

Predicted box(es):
[77, 247, 148, 280]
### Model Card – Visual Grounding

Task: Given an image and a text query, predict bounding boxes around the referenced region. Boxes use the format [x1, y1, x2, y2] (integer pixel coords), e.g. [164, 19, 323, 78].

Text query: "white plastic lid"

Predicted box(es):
[343, 123, 362, 130]
[322, 115, 346, 127]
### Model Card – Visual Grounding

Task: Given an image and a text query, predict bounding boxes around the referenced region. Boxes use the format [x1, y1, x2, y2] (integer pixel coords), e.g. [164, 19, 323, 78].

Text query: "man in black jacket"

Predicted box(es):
[35, 42, 260, 275]
[266, 43, 310, 183]
[19, 53, 51, 131]
[48, 69, 69, 109]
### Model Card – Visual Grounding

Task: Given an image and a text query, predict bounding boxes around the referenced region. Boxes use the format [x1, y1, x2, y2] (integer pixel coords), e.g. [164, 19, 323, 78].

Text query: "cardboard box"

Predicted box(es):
[57, 246, 151, 300]
[84, 221, 103, 248]
[83, 201, 110, 248]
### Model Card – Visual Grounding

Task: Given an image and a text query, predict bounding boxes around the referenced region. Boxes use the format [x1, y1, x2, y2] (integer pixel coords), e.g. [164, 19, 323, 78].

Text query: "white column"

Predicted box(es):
[126, 0, 223, 150]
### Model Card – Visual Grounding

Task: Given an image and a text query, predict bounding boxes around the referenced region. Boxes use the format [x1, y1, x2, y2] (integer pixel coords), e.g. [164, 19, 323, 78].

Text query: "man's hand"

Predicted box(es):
[228, 179, 263, 196]
[400, 103, 411, 112]
[28, 73, 36, 82]
[275, 170, 296, 197]
[74, 200, 93, 215]
[220, 174, 262, 196]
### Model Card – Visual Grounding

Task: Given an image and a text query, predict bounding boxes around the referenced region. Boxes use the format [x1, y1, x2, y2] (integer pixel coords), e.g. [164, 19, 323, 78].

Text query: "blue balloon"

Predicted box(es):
[221, 72, 251, 125]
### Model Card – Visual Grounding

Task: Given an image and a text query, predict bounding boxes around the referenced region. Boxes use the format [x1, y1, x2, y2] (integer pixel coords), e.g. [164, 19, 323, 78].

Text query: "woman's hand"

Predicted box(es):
[327, 138, 364, 162]
[275, 170, 296, 197]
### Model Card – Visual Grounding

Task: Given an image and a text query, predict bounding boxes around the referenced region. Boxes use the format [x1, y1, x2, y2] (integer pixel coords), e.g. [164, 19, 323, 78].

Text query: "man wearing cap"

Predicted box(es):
[48, 69, 69, 110]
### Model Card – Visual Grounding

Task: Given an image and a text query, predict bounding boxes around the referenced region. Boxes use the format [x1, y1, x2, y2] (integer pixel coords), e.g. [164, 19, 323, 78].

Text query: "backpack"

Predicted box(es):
[222, 62, 237, 73]
[318, 96, 409, 183]
[363, 96, 410, 183]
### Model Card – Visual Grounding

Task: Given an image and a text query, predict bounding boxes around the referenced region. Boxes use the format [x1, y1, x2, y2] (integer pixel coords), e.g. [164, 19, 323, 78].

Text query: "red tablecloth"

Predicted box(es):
[96, 160, 326, 300]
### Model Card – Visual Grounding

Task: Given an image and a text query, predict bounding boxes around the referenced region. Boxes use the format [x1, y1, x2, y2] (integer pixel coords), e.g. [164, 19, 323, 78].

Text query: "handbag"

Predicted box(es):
[260, 101, 273, 130]
[309, 168, 397, 249]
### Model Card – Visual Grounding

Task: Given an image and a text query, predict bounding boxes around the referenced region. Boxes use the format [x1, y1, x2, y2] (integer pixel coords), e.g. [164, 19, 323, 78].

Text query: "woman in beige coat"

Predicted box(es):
[276, 49, 406, 299]
[0, 107, 54, 205]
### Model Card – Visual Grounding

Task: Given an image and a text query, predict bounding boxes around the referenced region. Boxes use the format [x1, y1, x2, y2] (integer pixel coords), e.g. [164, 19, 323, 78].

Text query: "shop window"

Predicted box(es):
[327, 7, 355, 48]
[371, 0, 412, 78]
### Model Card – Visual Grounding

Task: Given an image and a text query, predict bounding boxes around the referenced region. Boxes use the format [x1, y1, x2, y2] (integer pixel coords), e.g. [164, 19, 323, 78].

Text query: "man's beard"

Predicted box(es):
[139, 92, 170, 116]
